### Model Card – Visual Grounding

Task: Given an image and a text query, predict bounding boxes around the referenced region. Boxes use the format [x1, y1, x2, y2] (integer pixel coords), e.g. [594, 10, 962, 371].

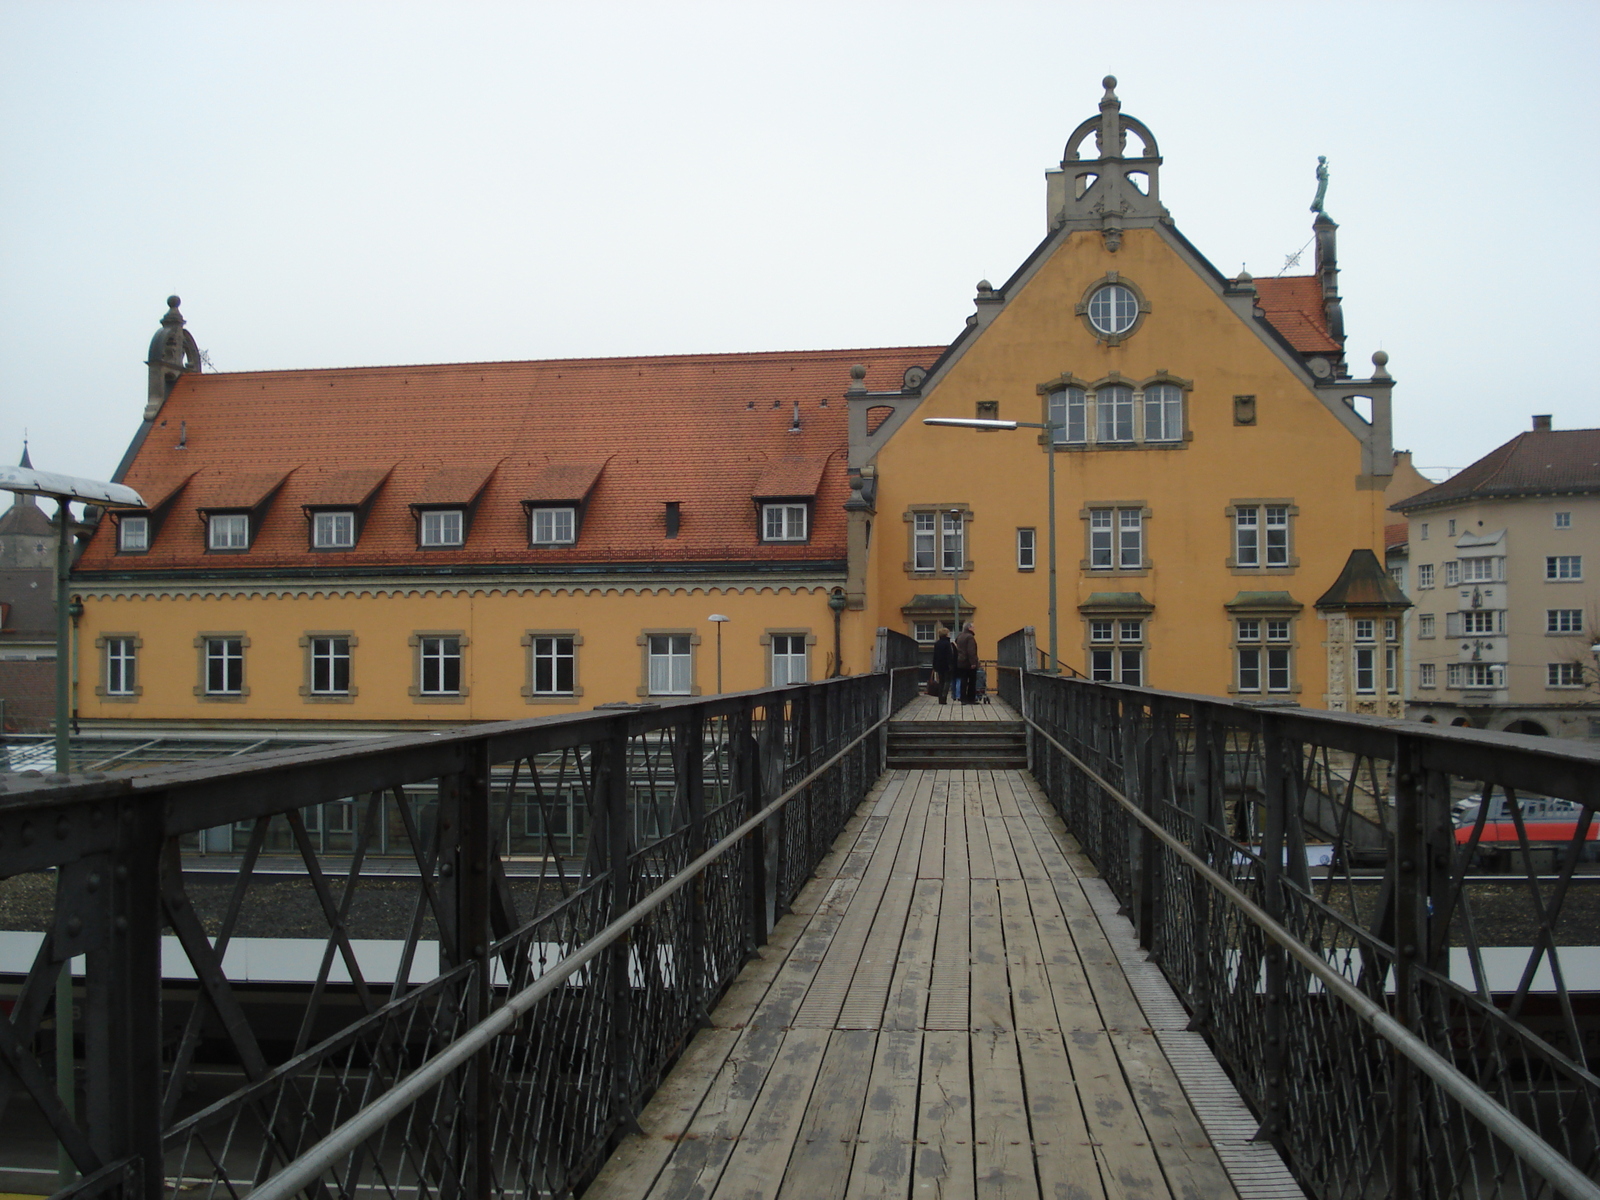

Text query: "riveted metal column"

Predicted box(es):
[83, 794, 162, 1200]
[1187, 706, 1222, 1033]
[1389, 735, 1422, 1195]
[453, 740, 493, 1200]
[600, 717, 638, 1130]
[1256, 719, 1289, 1148]
[678, 713, 708, 1022]
[735, 707, 769, 954]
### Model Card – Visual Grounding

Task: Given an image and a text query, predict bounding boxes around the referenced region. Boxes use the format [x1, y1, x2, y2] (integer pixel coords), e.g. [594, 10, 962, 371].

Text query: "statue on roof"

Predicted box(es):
[1311, 156, 1329, 214]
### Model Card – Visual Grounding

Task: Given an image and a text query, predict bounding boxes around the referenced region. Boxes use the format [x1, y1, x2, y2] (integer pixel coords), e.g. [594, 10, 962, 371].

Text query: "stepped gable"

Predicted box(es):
[80, 347, 941, 572]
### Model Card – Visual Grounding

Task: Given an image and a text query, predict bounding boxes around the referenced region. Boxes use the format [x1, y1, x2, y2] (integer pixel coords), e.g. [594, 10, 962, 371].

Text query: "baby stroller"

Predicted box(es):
[973, 665, 990, 703]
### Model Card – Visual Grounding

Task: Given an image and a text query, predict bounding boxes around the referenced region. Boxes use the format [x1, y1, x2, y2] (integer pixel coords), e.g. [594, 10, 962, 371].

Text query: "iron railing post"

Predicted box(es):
[83, 796, 162, 1200]
[736, 707, 769, 954]
[602, 718, 638, 1130]
[1256, 721, 1288, 1148]
[1187, 707, 1221, 1034]
[1391, 734, 1422, 1195]
[679, 714, 709, 1023]
[454, 741, 493, 1200]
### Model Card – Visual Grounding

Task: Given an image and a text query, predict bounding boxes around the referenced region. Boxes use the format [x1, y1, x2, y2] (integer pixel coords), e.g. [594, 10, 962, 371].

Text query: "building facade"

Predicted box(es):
[0, 450, 63, 732]
[71, 80, 1405, 731]
[1393, 417, 1600, 738]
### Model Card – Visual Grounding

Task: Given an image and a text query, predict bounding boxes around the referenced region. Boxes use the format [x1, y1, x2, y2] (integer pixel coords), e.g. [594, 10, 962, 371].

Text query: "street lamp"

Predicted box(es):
[827, 589, 848, 677]
[708, 614, 730, 693]
[924, 416, 1061, 674]
[948, 507, 963, 640]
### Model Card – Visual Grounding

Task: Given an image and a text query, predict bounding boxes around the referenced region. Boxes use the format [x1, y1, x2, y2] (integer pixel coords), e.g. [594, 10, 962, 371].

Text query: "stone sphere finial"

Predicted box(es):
[849, 363, 866, 382]
[167, 295, 181, 308]
[1103, 75, 1117, 90]
[1372, 350, 1388, 368]
[976, 279, 993, 295]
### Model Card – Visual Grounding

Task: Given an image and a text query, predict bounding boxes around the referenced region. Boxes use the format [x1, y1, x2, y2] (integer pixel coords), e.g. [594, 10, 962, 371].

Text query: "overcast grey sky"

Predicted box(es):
[3, 0, 1596, 487]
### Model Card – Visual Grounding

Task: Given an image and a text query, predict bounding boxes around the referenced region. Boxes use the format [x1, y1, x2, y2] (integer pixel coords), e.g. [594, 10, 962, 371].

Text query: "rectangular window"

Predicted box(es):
[206, 638, 244, 694]
[420, 510, 464, 546]
[1089, 619, 1113, 643]
[1266, 619, 1290, 642]
[1548, 662, 1585, 688]
[761, 503, 807, 542]
[1555, 511, 1572, 529]
[1236, 616, 1293, 694]
[913, 621, 937, 644]
[1418, 614, 1435, 638]
[1118, 619, 1142, 642]
[1232, 504, 1291, 569]
[208, 513, 249, 550]
[313, 511, 355, 548]
[1547, 555, 1582, 580]
[531, 636, 576, 695]
[118, 516, 148, 552]
[1266, 648, 1291, 693]
[1460, 610, 1503, 635]
[1050, 387, 1087, 444]
[771, 634, 808, 685]
[105, 637, 137, 695]
[1088, 507, 1142, 570]
[941, 512, 963, 572]
[1417, 564, 1434, 588]
[1384, 619, 1398, 642]
[1419, 662, 1436, 689]
[1235, 508, 1258, 567]
[1263, 507, 1289, 566]
[1354, 618, 1375, 641]
[1384, 647, 1398, 693]
[1096, 385, 1134, 442]
[1016, 527, 1036, 570]
[1088, 615, 1143, 683]
[1447, 662, 1505, 689]
[1143, 384, 1183, 442]
[1459, 557, 1500, 583]
[1548, 609, 1583, 633]
[419, 637, 462, 694]
[1444, 561, 1460, 586]
[1420, 523, 1429, 540]
[1237, 647, 1261, 692]
[913, 513, 935, 571]
[1389, 565, 1406, 592]
[310, 637, 351, 694]
[1354, 646, 1375, 694]
[1447, 519, 1456, 536]
[531, 507, 576, 545]
[648, 634, 692, 695]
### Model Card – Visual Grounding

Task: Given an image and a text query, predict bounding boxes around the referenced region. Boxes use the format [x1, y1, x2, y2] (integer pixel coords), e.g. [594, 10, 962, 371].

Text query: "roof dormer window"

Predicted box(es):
[420, 509, 464, 547]
[118, 516, 149, 553]
[762, 503, 808, 542]
[208, 513, 250, 550]
[313, 511, 356, 549]
[530, 506, 576, 545]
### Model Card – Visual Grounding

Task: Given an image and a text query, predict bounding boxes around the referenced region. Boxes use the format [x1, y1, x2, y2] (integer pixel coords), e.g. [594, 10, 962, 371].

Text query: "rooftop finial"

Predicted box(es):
[1100, 75, 1119, 107]
[19, 437, 31, 469]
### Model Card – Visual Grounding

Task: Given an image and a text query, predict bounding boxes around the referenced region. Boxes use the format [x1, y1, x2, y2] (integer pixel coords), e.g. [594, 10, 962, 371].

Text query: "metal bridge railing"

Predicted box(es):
[1010, 668, 1600, 1200]
[0, 672, 905, 1200]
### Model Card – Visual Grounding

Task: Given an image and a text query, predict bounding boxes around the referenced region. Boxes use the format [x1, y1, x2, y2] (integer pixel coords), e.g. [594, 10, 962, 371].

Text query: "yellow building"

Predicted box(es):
[72, 79, 1404, 731]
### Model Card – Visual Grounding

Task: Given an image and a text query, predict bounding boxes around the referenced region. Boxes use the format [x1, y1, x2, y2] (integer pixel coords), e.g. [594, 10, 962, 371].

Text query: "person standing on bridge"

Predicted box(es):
[930, 625, 957, 704]
[955, 622, 980, 706]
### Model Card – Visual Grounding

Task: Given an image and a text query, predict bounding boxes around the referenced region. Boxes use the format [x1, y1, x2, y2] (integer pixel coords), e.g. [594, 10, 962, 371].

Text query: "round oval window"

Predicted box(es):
[1087, 284, 1138, 335]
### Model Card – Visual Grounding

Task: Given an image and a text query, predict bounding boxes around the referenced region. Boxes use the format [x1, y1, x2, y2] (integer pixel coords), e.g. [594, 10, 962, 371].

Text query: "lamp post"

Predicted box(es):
[0, 463, 144, 1190]
[924, 416, 1061, 674]
[948, 507, 963, 639]
[708, 614, 730, 693]
[827, 589, 848, 677]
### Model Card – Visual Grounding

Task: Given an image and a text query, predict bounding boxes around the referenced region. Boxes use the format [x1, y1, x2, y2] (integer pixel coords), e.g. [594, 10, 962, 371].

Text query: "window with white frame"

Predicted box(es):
[1447, 662, 1504, 689]
[1554, 511, 1572, 529]
[1233, 504, 1290, 569]
[1235, 617, 1293, 694]
[1017, 527, 1036, 570]
[1417, 564, 1434, 588]
[1420, 522, 1429, 540]
[1418, 662, 1436, 689]
[205, 637, 244, 695]
[770, 634, 808, 685]
[310, 637, 351, 695]
[913, 621, 938, 645]
[420, 510, 464, 547]
[118, 516, 149, 552]
[1352, 619, 1376, 694]
[1087, 617, 1143, 685]
[418, 636, 462, 695]
[1418, 614, 1436, 638]
[1086, 284, 1138, 335]
[529, 635, 576, 695]
[530, 507, 576, 545]
[105, 637, 137, 695]
[910, 511, 963, 573]
[762, 503, 808, 542]
[208, 513, 249, 550]
[1459, 557, 1502, 583]
[312, 511, 355, 549]
[1548, 662, 1585, 688]
[1547, 555, 1582, 580]
[1444, 561, 1460, 586]
[648, 634, 693, 695]
[1447, 519, 1456, 536]
[1354, 619, 1375, 642]
[1548, 609, 1584, 634]
[1049, 380, 1184, 448]
[1450, 610, 1504, 636]
[1385, 646, 1398, 693]
[1087, 507, 1143, 570]
[1389, 565, 1406, 592]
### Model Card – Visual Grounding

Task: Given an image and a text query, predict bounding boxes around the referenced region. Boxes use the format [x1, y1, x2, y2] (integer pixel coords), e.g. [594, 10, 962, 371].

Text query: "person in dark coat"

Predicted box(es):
[930, 627, 957, 704]
[955, 623, 980, 705]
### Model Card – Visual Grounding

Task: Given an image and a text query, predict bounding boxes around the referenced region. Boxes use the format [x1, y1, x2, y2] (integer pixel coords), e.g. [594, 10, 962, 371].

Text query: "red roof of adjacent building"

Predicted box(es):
[1384, 522, 1408, 551]
[80, 348, 941, 574]
[1252, 276, 1341, 354]
[1392, 428, 1600, 513]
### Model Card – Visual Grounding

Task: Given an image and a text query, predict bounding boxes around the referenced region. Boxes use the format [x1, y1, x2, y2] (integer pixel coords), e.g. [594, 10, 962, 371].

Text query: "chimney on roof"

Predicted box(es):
[1533, 414, 1553, 431]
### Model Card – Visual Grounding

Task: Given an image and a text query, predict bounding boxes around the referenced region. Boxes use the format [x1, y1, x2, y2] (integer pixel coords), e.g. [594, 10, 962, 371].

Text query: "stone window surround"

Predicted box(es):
[903, 504, 972, 579]
[299, 631, 359, 703]
[409, 630, 470, 703]
[1225, 499, 1300, 574]
[1075, 271, 1152, 346]
[760, 627, 817, 686]
[194, 632, 250, 702]
[1228, 614, 1301, 697]
[637, 628, 702, 698]
[1036, 369, 1194, 451]
[521, 630, 584, 703]
[1078, 501, 1151, 576]
[94, 632, 143, 701]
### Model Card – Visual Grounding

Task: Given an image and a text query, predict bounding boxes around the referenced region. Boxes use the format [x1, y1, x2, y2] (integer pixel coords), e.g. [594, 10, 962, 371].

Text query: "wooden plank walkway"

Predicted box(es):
[588, 702, 1299, 1200]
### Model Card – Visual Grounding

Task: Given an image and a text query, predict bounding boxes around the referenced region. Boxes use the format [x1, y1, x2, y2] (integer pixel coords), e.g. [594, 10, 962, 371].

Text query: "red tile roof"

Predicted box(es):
[81, 347, 941, 574]
[1392, 428, 1600, 512]
[303, 466, 392, 508]
[1252, 276, 1341, 354]
[752, 457, 827, 499]
[522, 460, 608, 504]
[1384, 522, 1408, 550]
[193, 468, 294, 512]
